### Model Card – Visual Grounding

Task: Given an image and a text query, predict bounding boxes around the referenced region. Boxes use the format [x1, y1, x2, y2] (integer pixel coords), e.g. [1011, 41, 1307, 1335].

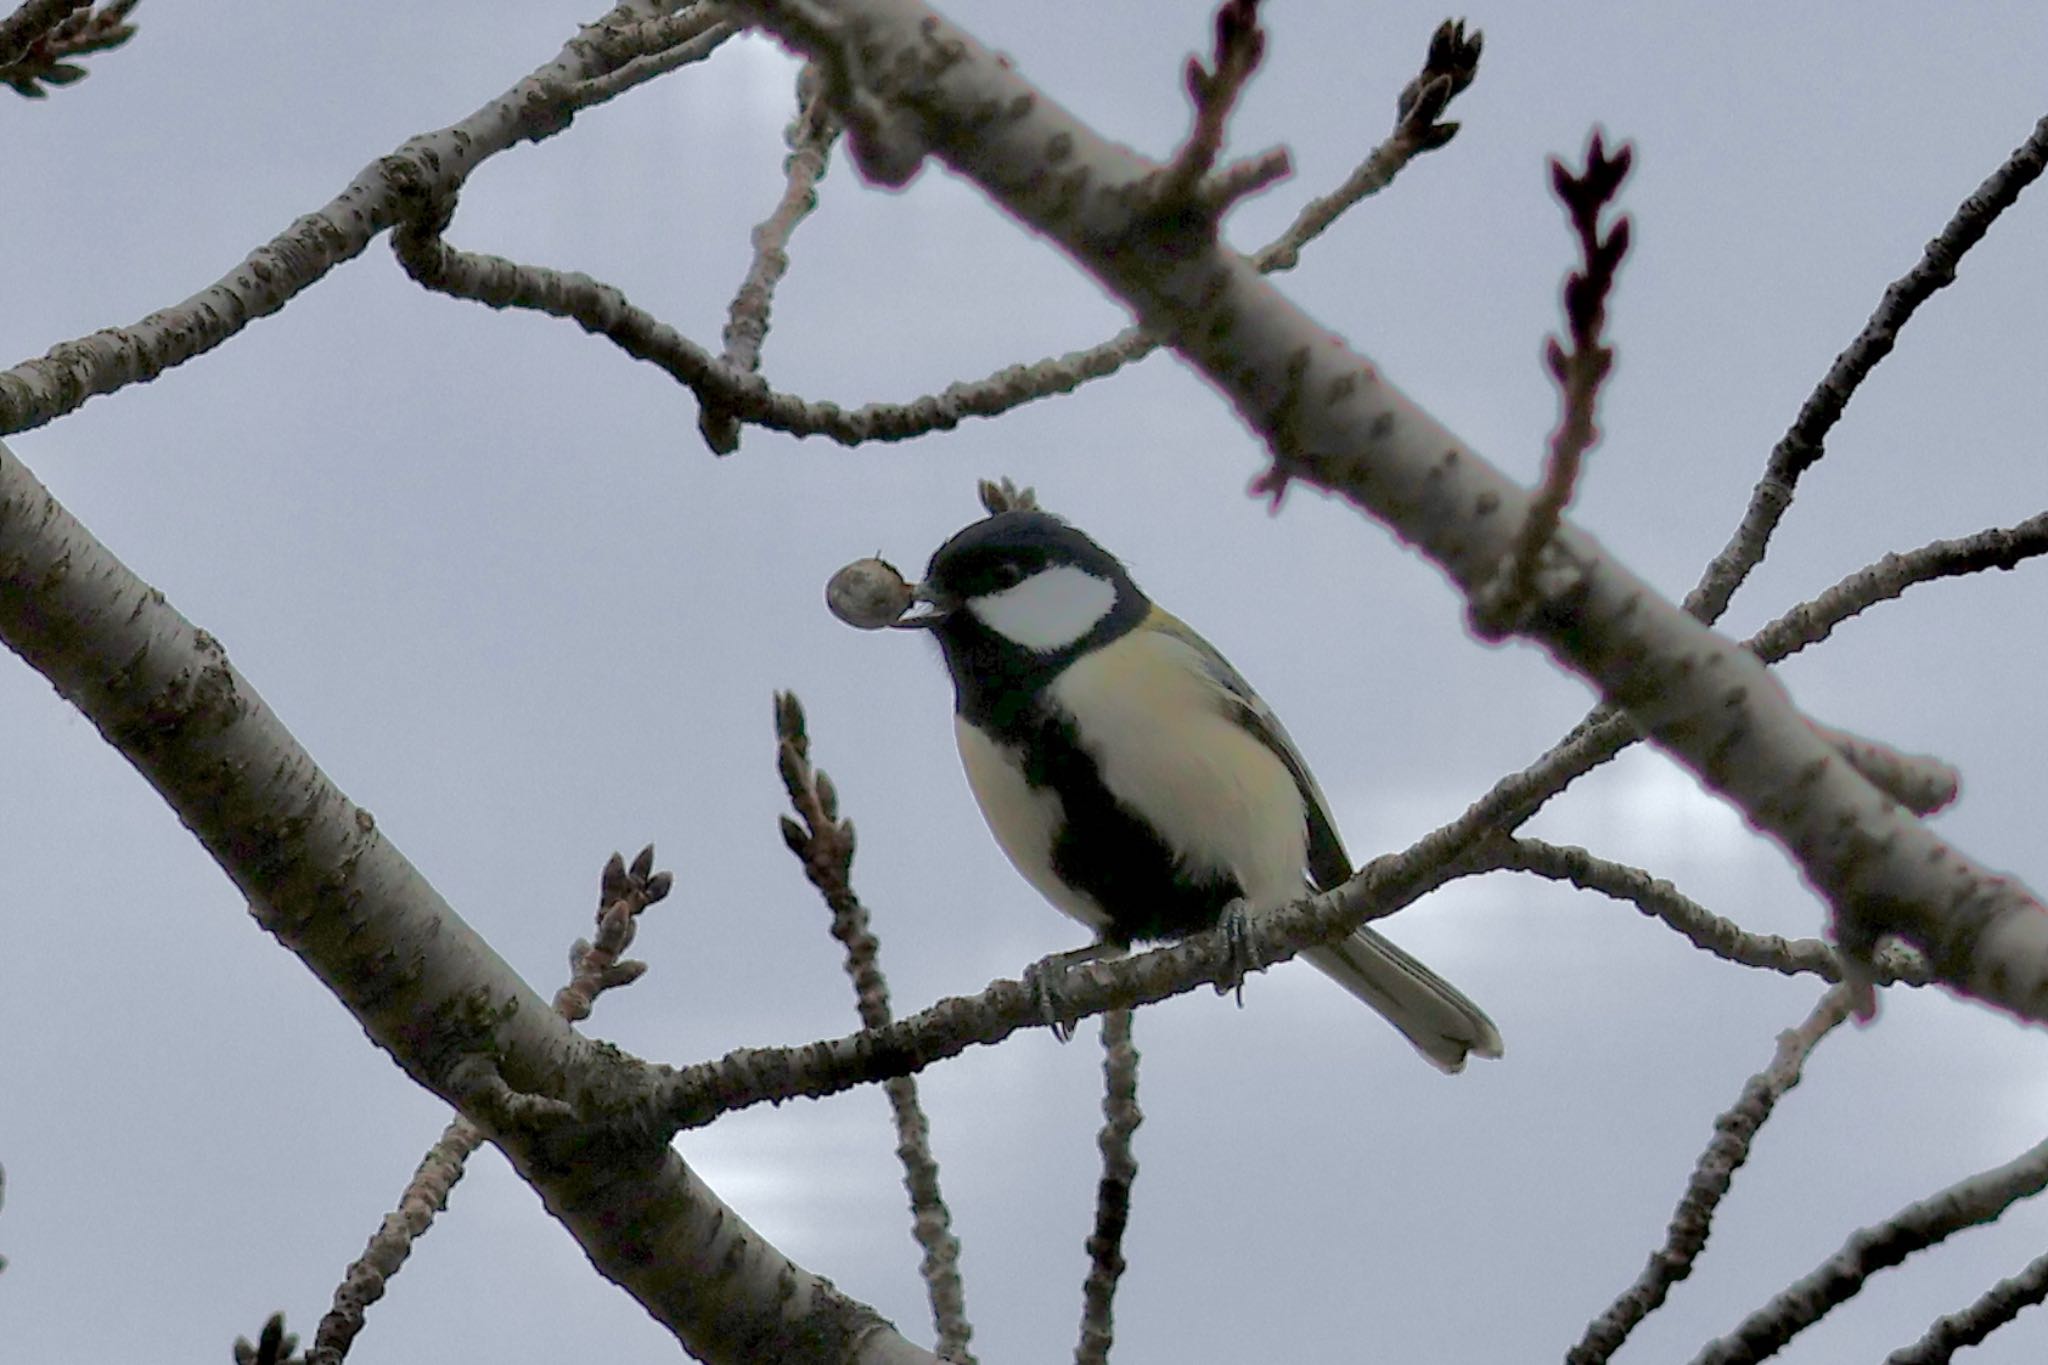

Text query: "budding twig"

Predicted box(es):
[1473, 129, 1633, 636]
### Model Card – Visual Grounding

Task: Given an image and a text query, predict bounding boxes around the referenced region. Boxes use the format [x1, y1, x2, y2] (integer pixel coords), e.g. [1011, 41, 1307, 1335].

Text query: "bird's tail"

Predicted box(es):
[1303, 927, 1503, 1073]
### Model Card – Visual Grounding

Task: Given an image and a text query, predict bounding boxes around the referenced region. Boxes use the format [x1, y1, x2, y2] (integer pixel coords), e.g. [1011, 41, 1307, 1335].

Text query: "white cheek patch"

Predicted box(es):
[967, 564, 1118, 653]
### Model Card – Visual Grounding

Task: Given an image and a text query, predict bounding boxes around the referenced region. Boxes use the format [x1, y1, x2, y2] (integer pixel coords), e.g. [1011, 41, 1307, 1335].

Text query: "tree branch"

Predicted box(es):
[701, 64, 843, 453]
[775, 693, 975, 1362]
[1884, 1246, 2048, 1363]
[1684, 112, 2048, 627]
[731, 0, 2048, 1026]
[1076, 1009, 1141, 1365]
[1569, 988, 1855, 1365]
[1491, 838, 1932, 987]
[0, 2, 729, 435]
[0, 435, 933, 1365]
[1690, 1136, 2048, 1364]
[1474, 128, 1631, 635]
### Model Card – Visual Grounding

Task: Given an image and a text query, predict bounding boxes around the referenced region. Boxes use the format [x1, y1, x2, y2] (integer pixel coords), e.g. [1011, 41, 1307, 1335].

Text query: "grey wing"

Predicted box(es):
[1149, 609, 1353, 892]
[1151, 610, 1502, 1071]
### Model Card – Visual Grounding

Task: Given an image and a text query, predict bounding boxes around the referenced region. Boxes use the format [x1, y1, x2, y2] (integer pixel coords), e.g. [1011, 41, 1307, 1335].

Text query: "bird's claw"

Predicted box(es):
[1023, 954, 1079, 1042]
[1215, 899, 1263, 1007]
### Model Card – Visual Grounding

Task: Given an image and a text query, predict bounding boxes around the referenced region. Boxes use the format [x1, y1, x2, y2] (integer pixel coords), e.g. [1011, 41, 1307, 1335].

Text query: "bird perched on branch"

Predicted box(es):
[881, 504, 1501, 1072]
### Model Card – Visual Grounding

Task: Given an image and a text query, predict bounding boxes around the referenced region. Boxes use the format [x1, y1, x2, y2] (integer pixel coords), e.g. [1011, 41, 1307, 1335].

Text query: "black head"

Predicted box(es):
[913, 510, 1150, 728]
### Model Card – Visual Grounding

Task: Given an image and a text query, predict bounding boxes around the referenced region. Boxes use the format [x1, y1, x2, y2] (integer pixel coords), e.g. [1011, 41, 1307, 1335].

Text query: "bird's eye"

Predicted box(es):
[990, 562, 1026, 590]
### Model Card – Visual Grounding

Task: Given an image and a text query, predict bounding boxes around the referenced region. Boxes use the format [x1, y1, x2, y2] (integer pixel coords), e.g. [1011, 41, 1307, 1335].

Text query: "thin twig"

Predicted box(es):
[1750, 510, 2048, 664]
[1474, 129, 1632, 636]
[1076, 1008, 1141, 1365]
[1883, 1246, 2048, 1364]
[0, 7, 717, 435]
[775, 693, 975, 1362]
[302, 1119, 488, 1365]
[1152, 0, 1266, 207]
[1492, 838, 1932, 987]
[701, 64, 842, 453]
[1569, 988, 1855, 1365]
[648, 834, 1491, 1132]
[300, 849, 671, 1365]
[1690, 1136, 2048, 1365]
[1254, 19, 1481, 272]
[1685, 112, 2048, 628]
[380, 14, 1474, 453]
[564, 13, 735, 109]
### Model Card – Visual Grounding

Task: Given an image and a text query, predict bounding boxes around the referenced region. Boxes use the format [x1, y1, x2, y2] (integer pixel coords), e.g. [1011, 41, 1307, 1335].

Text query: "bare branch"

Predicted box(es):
[1474, 128, 1632, 636]
[1685, 112, 2048, 627]
[304, 848, 670, 1364]
[1491, 838, 1932, 987]
[1255, 18, 1482, 272]
[775, 693, 975, 1362]
[1690, 1137, 2048, 1365]
[785, 16, 1480, 441]
[731, 0, 2048, 1022]
[304, 1118, 487, 1365]
[14, 10, 1452, 455]
[1076, 1009, 1141, 1365]
[694, 16, 1486, 448]
[1569, 988, 1854, 1365]
[563, 13, 736, 109]
[0, 4, 729, 435]
[389, 215, 1009, 446]
[0, 435, 931, 1365]
[1442, 509, 2048, 863]
[1884, 1247, 2048, 1363]
[702, 64, 843, 452]
[1750, 510, 2048, 664]
[1153, 0, 1267, 205]
[651, 836, 1490, 1131]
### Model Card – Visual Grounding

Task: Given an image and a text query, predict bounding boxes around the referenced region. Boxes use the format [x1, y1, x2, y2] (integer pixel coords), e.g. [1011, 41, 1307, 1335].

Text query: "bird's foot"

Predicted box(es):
[1023, 942, 1117, 1042]
[1216, 899, 1264, 1007]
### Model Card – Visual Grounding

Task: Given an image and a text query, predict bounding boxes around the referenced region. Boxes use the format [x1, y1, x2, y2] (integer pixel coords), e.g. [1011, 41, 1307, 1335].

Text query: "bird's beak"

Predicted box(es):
[891, 581, 955, 629]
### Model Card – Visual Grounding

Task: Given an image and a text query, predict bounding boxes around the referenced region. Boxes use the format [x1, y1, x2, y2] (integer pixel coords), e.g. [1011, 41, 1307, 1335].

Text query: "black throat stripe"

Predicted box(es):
[1004, 702, 1243, 946]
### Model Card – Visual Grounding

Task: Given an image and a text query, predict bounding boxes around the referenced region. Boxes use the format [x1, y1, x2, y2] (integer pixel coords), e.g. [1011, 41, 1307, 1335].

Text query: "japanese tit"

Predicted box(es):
[900, 508, 1502, 1073]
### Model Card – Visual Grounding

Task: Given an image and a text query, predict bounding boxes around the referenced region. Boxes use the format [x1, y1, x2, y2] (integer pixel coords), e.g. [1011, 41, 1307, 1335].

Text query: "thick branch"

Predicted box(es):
[732, 0, 2048, 1023]
[0, 436, 931, 1365]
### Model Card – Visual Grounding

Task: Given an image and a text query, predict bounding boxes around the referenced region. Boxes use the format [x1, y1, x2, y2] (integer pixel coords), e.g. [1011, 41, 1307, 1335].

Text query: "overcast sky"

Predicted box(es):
[7, 2, 2048, 1361]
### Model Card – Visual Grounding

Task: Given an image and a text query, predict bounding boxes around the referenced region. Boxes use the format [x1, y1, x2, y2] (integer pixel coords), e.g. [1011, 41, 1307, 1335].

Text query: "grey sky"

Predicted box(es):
[6, 2, 2048, 1361]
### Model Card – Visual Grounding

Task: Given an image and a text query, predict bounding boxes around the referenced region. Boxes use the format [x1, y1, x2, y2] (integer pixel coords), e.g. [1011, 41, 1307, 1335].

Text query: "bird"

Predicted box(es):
[897, 507, 1502, 1072]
